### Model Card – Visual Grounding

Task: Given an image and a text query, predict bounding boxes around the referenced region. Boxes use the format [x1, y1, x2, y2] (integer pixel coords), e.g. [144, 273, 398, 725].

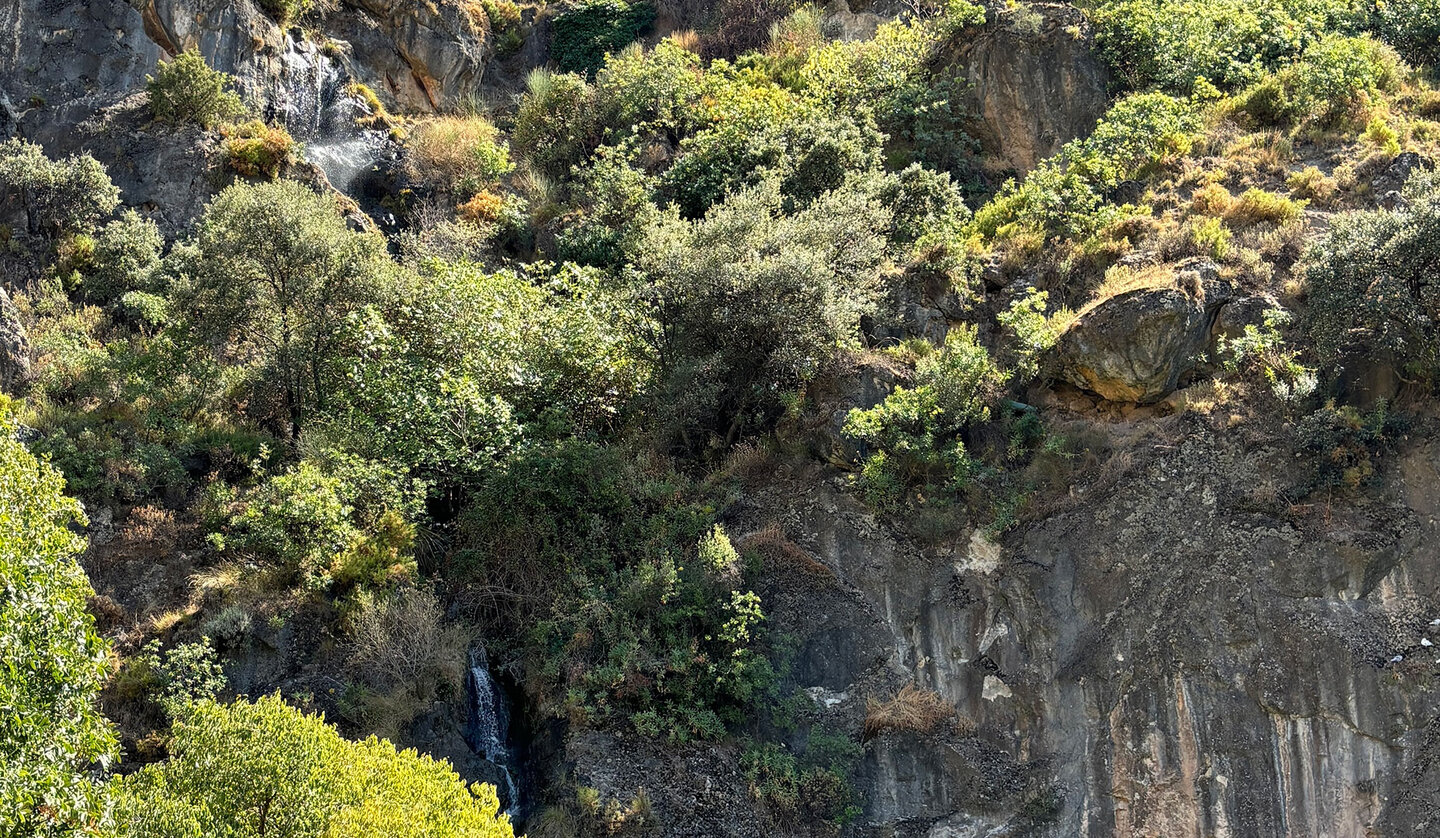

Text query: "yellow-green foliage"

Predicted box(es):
[1363, 115, 1402, 155]
[0, 398, 116, 836]
[330, 510, 417, 591]
[1185, 216, 1232, 261]
[108, 695, 515, 838]
[1286, 165, 1338, 203]
[221, 120, 296, 179]
[1224, 188, 1304, 227]
[1190, 182, 1233, 216]
[348, 83, 405, 140]
[482, 0, 524, 57]
[404, 116, 513, 198]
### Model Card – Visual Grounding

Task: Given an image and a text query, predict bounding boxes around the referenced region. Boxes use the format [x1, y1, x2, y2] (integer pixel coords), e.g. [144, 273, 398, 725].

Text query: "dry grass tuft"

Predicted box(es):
[863, 684, 957, 740]
[742, 524, 833, 578]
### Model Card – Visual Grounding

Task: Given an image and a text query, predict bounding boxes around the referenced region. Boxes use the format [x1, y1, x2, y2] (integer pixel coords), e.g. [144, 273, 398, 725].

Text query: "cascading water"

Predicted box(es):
[466, 648, 523, 818]
[274, 39, 391, 198]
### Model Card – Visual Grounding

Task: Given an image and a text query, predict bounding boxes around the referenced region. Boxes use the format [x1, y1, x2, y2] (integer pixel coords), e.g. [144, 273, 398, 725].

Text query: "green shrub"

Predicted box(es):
[1363, 115, 1401, 155]
[146, 50, 245, 128]
[511, 68, 598, 178]
[1089, 0, 1363, 93]
[843, 326, 999, 509]
[971, 92, 1198, 244]
[108, 695, 516, 838]
[83, 210, 164, 306]
[593, 40, 704, 144]
[455, 441, 769, 740]
[255, 0, 312, 25]
[221, 119, 296, 179]
[483, 0, 526, 57]
[638, 178, 887, 445]
[133, 639, 228, 718]
[550, 0, 656, 77]
[1307, 169, 1440, 379]
[1224, 187, 1305, 227]
[0, 401, 116, 836]
[1216, 306, 1316, 401]
[1372, 0, 1440, 69]
[222, 460, 417, 594]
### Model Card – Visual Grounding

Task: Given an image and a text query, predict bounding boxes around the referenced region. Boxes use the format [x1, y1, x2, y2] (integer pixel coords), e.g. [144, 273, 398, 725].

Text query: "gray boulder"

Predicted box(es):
[1054, 260, 1231, 403]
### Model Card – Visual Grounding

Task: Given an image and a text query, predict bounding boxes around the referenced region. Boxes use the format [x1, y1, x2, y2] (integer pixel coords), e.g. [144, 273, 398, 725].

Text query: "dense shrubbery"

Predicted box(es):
[456, 443, 766, 740]
[146, 51, 245, 128]
[21, 0, 1440, 828]
[972, 91, 1200, 245]
[0, 401, 116, 836]
[637, 179, 888, 447]
[1087, 0, 1434, 94]
[1307, 170, 1440, 381]
[1232, 33, 1402, 127]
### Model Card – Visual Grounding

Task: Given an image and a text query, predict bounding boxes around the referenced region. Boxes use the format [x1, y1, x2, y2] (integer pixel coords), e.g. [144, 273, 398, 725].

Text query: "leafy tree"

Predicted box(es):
[0, 138, 120, 239]
[637, 179, 888, 446]
[330, 261, 648, 488]
[0, 399, 116, 836]
[146, 50, 246, 128]
[1307, 170, 1440, 381]
[550, 0, 656, 76]
[174, 180, 395, 439]
[108, 695, 514, 838]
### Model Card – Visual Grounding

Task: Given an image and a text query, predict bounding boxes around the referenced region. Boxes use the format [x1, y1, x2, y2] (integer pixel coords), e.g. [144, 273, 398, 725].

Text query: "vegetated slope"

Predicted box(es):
[5, 0, 1440, 836]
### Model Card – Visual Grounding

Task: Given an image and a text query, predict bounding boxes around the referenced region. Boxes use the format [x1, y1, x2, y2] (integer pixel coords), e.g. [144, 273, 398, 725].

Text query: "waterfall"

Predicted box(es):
[275, 39, 389, 196]
[305, 133, 388, 193]
[466, 648, 523, 818]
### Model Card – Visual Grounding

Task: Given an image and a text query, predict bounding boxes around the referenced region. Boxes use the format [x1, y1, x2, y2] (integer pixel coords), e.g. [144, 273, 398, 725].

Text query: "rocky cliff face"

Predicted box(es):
[674, 411, 1440, 837]
[951, 2, 1110, 174]
[0, 0, 489, 233]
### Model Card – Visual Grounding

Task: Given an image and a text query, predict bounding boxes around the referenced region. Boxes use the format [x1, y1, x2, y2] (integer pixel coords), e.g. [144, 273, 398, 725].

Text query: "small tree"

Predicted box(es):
[637, 178, 888, 447]
[147, 50, 245, 128]
[0, 138, 120, 238]
[175, 179, 394, 439]
[0, 400, 116, 835]
[108, 695, 515, 838]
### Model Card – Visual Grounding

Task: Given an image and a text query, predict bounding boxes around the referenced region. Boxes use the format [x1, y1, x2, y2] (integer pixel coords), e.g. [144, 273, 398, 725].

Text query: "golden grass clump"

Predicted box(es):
[863, 684, 958, 740]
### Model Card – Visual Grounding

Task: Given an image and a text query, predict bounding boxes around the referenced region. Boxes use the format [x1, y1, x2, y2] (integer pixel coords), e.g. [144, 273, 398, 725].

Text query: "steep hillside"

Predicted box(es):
[4, 0, 1440, 836]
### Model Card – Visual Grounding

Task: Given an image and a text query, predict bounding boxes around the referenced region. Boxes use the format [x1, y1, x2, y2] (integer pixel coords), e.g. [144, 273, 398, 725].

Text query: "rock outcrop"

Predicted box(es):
[0, 287, 29, 392]
[1054, 260, 1231, 403]
[952, 3, 1110, 173]
[703, 413, 1440, 837]
[340, 0, 491, 111]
